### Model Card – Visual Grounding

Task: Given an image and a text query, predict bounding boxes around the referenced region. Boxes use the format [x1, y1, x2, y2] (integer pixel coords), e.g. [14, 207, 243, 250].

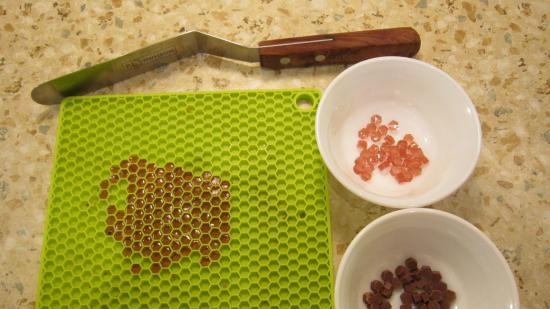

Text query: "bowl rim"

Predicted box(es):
[334, 208, 520, 309]
[315, 56, 482, 208]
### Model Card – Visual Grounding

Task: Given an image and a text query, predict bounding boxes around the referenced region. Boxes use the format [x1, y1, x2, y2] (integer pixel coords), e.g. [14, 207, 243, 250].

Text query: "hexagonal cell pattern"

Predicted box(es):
[37, 90, 333, 308]
[100, 155, 231, 273]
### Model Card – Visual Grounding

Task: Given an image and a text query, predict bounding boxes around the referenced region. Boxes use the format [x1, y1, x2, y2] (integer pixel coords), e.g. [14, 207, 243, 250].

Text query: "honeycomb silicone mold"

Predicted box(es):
[100, 155, 231, 273]
[38, 90, 333, 308]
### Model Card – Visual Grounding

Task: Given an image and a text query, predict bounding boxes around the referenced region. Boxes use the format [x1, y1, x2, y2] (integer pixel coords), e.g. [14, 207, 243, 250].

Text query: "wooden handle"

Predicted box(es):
[258, 27, 420, 69]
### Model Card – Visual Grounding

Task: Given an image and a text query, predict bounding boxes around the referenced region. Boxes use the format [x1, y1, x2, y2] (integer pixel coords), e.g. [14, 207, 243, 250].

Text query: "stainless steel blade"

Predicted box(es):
[31, 31, 259, 105]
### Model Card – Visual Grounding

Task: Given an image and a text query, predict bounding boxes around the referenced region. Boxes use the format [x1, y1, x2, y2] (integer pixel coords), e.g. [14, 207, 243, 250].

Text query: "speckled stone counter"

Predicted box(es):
[0, 1, 548, 308]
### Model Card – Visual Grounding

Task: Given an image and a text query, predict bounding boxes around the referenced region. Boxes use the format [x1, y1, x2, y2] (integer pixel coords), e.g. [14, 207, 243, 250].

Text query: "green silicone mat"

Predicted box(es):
[37, 89, 333, 308]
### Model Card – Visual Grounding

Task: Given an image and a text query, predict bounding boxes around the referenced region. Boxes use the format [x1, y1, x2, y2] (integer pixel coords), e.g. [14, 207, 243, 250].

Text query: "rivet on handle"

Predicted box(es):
[314, 55, 326, 62]
[279, 57, 291, 65]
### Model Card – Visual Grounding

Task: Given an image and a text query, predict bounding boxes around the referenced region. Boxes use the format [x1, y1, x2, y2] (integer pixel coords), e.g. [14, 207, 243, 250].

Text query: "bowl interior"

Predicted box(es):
[335, 209, 519, 309]
[316, 57, 481, 207]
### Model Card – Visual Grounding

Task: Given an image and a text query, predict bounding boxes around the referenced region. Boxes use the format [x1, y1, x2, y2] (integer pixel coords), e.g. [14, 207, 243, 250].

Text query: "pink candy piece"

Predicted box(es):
[378, 125, 388, 136]
[367, 144, 379, 155]
[353, 164, 364, 175]
[366, 123, 377, 135]
[360, 172, 372, 181]
[384, 135, 395, 145]
[371, 114, 382, 125]
[359, 128, 369, 139]
[390, 165, 402, 176]
[378, 159, 391, 171]
[388, 120, 399, 130]
[354, 115, 428, 184]
[403, 133, 414, 144]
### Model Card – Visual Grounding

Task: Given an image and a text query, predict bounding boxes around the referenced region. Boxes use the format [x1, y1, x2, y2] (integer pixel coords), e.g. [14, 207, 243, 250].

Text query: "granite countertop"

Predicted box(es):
[0, 1, 548, 308]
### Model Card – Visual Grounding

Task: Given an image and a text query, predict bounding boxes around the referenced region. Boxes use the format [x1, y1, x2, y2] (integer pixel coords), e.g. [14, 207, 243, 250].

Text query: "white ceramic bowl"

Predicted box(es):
[335, 208, 520, 309]
[316, 57, 481, 208]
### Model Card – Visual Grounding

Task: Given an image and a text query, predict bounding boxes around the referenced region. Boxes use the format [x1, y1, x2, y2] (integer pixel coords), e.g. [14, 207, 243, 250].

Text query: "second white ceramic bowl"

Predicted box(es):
[316, 57, 481, 208]
[335, 208, 520, 309]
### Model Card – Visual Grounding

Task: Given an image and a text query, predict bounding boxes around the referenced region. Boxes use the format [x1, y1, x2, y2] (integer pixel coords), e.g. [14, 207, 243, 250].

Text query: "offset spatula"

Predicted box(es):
[31, 27, 420, 105]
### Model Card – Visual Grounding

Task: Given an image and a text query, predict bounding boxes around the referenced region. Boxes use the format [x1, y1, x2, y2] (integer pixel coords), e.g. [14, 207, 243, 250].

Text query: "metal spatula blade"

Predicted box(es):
[31, 28, 420, 105]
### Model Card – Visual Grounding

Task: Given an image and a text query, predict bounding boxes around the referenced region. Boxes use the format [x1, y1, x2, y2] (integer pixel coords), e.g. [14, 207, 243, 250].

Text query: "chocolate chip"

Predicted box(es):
[401, 274, 414, 284]
[413, 292, 422, 304]
[410, 269, 420, 280]
[381, 270, 394, 282]
[419, 265, 432, 278]
[440, 299, 451, 309]
[400, 291, 413, 304]
[407, 280, 419, 290]
[418, 279, 431, 291]
[395, 265, 407, 278]
[383, 281, 392, 290]
[433, 281, 447, 291]
[381, 288, 393, 299]
[392, 277, 402, 289]
[430, 290, 443, 301]
[421, 291, 430, 302]
[405, 257, 418, 271]
[380, 301, 391, 309]
[431, 271, 442, 282]
[427, 301, 440, 309]
[371, 280, 384, 293]
[403, 283, 414, 292]
[371, 293, 384, 305]
[444, 290, 456, 301]
[363, 292, 374, 305]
